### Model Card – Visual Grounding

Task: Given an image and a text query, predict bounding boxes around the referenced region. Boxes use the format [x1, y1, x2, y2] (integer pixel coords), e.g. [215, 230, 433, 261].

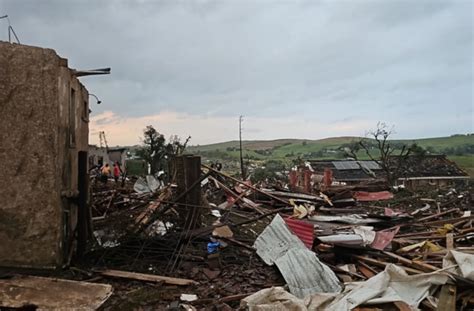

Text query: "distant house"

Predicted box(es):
[88, 145, 127, 169]
[393, 154, 470, 190]
[89, 145, 108, 168]
[302, 155, 469, 190]
[307, 160, 385, 186]
[107, 147, 127, 169]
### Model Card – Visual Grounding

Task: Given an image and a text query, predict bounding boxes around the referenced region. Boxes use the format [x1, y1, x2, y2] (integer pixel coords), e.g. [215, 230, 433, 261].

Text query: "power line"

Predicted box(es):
[239, 115, 246, 180]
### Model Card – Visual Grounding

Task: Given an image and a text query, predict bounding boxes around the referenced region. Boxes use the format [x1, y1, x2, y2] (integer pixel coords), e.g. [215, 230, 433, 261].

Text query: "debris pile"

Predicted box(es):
[2, 160, 473, 310]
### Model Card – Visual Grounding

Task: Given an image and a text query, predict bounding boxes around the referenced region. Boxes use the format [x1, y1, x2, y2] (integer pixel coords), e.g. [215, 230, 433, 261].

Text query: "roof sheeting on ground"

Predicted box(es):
[254, 214, 306, 265]
[242, 263, 452, 310]
[284, 217, 314, 249]
[310, 214, 382, 225]
[354, 191, 394, 201]
[275, 248, 342, 298]
[253, 214, 341, 297]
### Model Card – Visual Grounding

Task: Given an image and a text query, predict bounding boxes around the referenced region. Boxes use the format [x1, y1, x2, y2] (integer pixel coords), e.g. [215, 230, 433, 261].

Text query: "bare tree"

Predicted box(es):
[167, 135, 192, 156]
[345, 122, 420, 186]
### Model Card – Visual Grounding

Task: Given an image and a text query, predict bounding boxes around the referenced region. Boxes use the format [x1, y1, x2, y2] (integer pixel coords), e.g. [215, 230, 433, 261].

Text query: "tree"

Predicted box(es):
[167, 134, 191, 156]
[250, 160, 287, 183]
[346, 122, 421, 186]
[136, 125, 191, 175]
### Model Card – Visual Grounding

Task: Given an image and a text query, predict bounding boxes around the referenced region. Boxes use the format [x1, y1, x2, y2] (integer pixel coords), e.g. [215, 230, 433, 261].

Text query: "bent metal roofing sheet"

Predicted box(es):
[253, 214, 342, 298]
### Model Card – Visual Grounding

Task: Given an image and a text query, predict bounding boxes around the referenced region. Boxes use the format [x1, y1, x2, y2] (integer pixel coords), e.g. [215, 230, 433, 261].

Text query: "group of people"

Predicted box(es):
[92, 162, 123, 184]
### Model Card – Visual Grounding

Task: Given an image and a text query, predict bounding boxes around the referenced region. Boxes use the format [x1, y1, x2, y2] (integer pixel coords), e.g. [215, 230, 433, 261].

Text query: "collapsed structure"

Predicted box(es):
[290, 156, 469, 192]
[0, 41, 472, 311]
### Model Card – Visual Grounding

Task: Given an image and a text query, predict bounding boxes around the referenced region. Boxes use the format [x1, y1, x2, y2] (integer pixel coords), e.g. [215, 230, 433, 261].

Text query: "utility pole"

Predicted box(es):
[239, 115, 246, 180]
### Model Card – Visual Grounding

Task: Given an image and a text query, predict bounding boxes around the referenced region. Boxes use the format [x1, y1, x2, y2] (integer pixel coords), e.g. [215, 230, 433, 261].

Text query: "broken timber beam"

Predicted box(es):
[437, 284, 457, 311]
[202, 164, 290, 205]
[352, 255, 425, 274]
[382, 251, 438, 272]
[209, 176, 265, 215]
[418, 208, 460, 222]
[98, 269, 197, 286]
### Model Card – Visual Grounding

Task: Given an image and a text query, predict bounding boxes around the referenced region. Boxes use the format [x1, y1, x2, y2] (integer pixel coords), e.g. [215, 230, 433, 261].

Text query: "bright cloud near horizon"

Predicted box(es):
[2, 0, 472, 146]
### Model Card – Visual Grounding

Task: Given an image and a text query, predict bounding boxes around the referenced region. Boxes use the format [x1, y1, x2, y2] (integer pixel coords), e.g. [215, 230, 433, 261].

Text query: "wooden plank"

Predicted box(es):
[424, 215, 474, 227]
[202, 164, 290, 205]
[394, 301, 412, 311]
[353, 255, 424, 274]
[133, 187, 172, 229]
[357, 263, 376, 279]
[221, 237, 255, 251]
[99, 269, 197, 286]
[437, 284, 456, 311]
[327, 264, 366, 280]
[418, 208, 460, 222]
[382, 251, 438, 272]
[209, 176, 264, 214]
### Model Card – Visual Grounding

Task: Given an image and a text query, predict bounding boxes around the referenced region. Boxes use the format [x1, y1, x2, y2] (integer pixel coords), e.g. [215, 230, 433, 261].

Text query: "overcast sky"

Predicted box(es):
[1, 0, 472, 146]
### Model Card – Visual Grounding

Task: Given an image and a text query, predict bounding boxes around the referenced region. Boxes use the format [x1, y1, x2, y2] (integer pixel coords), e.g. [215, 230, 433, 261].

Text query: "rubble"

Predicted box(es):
[0, 275, 113, 310]
[4, 159, 473, 310]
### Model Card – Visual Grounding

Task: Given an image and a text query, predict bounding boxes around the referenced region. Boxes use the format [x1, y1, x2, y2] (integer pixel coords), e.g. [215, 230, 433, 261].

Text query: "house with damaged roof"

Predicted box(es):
[290, 155, 469, 192]
[393, 154, 470, 190]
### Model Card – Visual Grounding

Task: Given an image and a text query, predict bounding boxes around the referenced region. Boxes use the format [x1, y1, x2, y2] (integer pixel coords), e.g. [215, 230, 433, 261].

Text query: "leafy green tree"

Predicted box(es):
[250, 160, 287, 183]
[136, 125, 190, 174]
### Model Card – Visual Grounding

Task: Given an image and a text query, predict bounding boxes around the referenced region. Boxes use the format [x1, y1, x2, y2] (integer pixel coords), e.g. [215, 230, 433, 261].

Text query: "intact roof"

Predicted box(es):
[308, 159, 384, 181]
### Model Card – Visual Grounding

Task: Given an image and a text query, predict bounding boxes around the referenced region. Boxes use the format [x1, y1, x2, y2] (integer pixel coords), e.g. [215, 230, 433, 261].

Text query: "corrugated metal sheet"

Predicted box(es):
[310, 215, 381, 224]
[371, 227, 399, 250]
[354, 191, 394, 201]
[253, 214, 342, 298]
[318, 234, 364, 245]
[284, 217, 314, 249]
[359, 160, 381, 170]
[275, 248, 342, 298]
[332, 160, 381, 170]
[333, 161, 360, 170]
[253, 214, 306, 265]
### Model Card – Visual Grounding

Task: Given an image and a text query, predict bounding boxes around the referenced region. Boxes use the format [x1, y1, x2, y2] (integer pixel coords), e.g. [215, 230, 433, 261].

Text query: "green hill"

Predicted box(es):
[187, 134, 474, 176]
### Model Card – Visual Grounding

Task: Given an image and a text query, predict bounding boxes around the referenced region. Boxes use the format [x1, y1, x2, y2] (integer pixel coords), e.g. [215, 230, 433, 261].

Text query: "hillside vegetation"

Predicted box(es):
[186, 134, 474, 176]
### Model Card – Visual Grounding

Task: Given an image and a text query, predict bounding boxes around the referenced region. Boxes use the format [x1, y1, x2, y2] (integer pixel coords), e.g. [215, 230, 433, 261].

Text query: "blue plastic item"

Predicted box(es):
[207, 241, 220, 254]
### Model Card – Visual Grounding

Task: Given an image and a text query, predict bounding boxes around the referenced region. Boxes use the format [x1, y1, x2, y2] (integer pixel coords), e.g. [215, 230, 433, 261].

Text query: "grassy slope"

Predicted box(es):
[188, 135, 474, 175]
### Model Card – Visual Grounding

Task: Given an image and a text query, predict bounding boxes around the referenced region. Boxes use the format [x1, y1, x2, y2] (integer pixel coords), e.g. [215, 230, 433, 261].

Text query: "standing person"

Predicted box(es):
[101, 163, 111, 184]
[113, 162, 121, 183]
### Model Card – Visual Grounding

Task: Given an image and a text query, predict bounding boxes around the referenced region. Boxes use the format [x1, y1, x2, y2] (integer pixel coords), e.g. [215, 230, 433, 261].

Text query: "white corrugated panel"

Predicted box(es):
[253, 214, 342, 298]
[253, 214, 306, 265]
[275, 248, 342, 298]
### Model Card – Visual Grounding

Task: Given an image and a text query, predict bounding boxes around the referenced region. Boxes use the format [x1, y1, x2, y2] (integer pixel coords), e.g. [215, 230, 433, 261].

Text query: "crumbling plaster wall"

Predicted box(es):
[0, 42, 89, 268]
[57, 64, 89, 257]
[0, 42, 62, 267]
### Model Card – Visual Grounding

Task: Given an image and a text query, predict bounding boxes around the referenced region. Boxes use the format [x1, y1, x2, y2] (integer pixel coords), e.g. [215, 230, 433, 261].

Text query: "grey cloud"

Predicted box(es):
[0, 0, 472, 139]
